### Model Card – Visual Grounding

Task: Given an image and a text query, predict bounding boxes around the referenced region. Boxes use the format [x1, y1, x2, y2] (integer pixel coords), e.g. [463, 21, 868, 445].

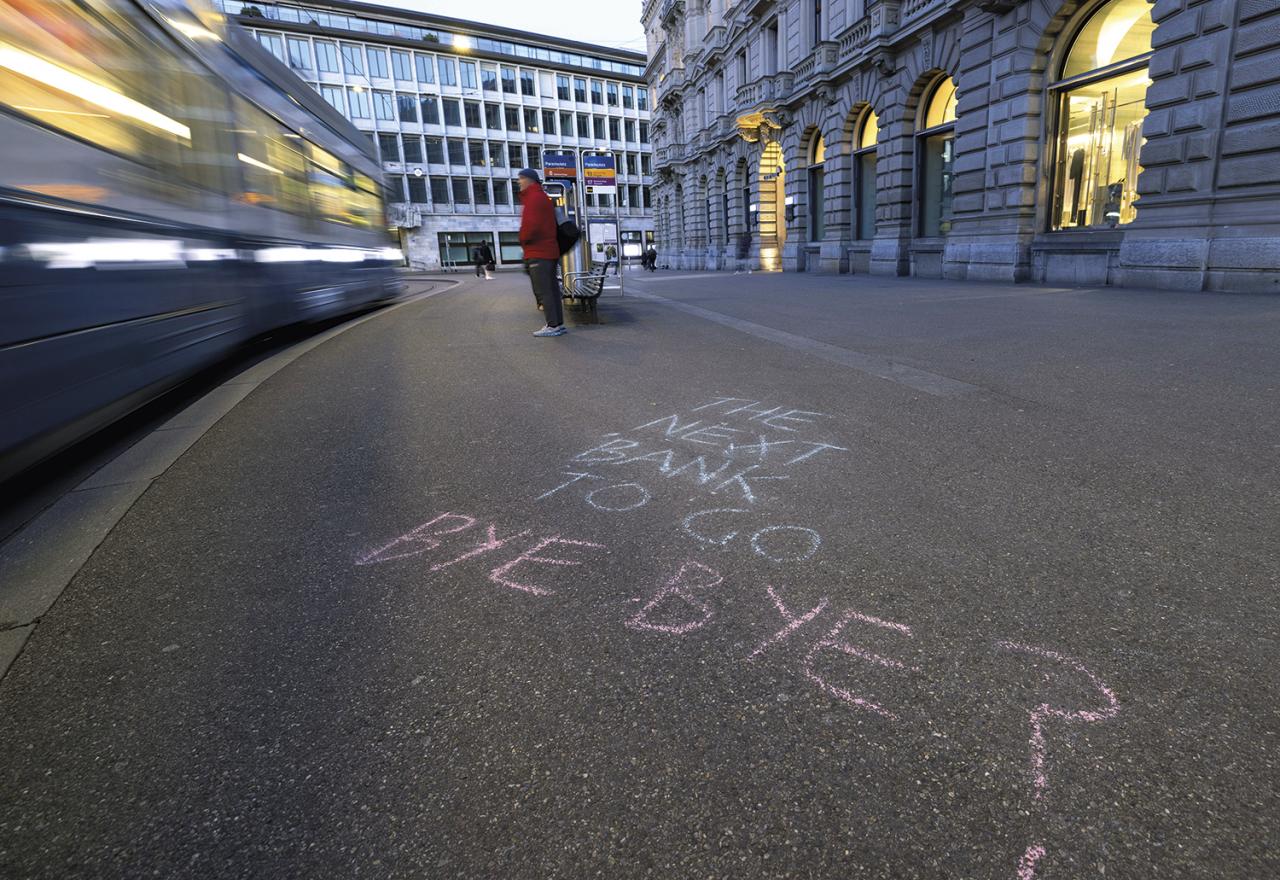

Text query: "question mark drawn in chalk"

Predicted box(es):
[996, 641, 1119, 800]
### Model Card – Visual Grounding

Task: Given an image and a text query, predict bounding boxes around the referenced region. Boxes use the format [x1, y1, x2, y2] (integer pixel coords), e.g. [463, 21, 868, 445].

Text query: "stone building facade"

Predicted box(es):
[642, 0, 1280, 292]
[221, 0, 655, 270]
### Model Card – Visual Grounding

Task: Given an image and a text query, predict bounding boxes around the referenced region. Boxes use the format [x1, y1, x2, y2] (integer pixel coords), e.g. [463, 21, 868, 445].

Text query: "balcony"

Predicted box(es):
[644, 40, 668, 82]
[703, 25, 727, 61]
[659, 0, 685, 27]
[900, 0, 947, 24]
[655, 141, 689, 169]
[836, 15, 874, 62]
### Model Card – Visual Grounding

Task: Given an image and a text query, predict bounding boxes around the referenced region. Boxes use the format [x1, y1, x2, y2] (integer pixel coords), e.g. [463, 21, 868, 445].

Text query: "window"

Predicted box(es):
[813, 0, 823, 47]
[374, 90, 394, 122]
[451, 178, 470, 203]
[574, 77, 587, 102]
[524, 108, 539, 133]
[527, 145, 541, 169]
[561, 111, 574, 137]
[464, 100, 481, 128]
[415, 53, 435, 84]
[398, 94, 418, 123]
[420, 95, 440, 125]
[407, 176, 427, 203]
[641, 154, 651, 174]
[447, 138, 466, 165]
[638, 87, 648, 111]
[501, 66, 517, 94]
[854, 110, 878, 240]
[542, 109, 557, 135]
[348, 87, 370, 118]
[425, 136, 446, 164]
[623, 85, 634, 109]
[594, 116, 606, 139]
[392, 49, 413, 81]
[508, 143, 524, 168]
[320, 84, 345, 114]
[628, 184, 640, 209]
[591, 80, 603, 104]
[473, 178, 490, 205]
[607, 82, 618, 106]
[256, 32, 284, 62]
[736, 51, 747, 87]
[499, 232, 522, 261]
[917, 76, 957, 237]
[442, 98, 461, 126]
[609, 118, 620, 141]
[485, 104, 502, 130]
[286, 37, 311, 71]
[494, 179, 510, 206]
[437, 56, 457, 86]
[316, 40, 339, 73]
[366, 47, 389, 79]
[1051, 0, 1154, 230]
[385, 174, 404, 203]
[577, 114, 590, 138]
[764, 20, 779, 75]
[438, 231, 494, 264]
[481, 64, 498, 92]
[378, 133, 399, 163]
[625, 153, 637, 175]
[557, 75, 571, 100]
[403, 135, 423, 164]
[469, 140, 486, 167]
[430, 177, 450, 204]
[341, 43, 364, 75]
[458, 61, 477, 90]
[807, 133, 825, 241]
[639, 121, 649, 143]
[521, 70, 536, 96]
[644, 185, 651, 208]
[505, 106, 521, 131]
[490, 141, 506, 167]
[625, 119, 636, 142]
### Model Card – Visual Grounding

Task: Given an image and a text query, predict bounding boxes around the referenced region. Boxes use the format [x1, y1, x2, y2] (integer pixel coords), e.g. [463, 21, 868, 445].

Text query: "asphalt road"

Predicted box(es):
[1, 270, 1277, 879]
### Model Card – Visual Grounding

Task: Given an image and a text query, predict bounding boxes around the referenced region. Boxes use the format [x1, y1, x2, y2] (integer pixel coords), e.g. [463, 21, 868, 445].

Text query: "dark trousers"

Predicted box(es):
[525, 259, 563, 327]
[474, 260, 485, 277]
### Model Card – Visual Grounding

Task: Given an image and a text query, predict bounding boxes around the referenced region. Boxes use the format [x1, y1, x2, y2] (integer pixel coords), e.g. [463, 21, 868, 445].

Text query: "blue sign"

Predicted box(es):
[543, 152, 577, 180]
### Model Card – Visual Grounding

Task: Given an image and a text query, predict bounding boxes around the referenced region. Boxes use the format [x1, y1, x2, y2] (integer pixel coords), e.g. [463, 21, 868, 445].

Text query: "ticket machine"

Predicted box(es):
[542, 180, 583, 281]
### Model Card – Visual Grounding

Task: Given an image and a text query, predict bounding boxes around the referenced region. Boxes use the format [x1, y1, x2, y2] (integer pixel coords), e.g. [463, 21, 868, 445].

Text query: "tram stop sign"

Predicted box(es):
[543, 152, 577, 180]
[582, 154, 616, 195]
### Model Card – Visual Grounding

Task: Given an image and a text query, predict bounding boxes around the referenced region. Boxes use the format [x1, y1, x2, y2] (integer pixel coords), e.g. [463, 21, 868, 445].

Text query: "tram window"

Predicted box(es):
[0, 0, 241, 205]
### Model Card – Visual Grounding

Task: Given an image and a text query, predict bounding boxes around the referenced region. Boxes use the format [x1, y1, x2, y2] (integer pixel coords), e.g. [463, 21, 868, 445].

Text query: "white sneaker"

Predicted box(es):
[533, 325, 567, 337]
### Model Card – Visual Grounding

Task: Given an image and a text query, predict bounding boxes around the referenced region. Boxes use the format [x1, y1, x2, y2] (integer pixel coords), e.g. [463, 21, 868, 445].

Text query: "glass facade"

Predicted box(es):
[232, 1, 652, 267]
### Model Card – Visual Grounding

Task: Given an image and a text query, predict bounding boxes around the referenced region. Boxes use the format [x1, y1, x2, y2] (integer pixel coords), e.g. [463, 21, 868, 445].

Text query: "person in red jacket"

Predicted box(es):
[516, 169, 566, 337]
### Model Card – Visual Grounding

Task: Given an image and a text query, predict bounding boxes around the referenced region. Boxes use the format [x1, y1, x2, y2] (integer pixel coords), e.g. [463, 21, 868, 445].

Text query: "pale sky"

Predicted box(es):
[359, 0, 649, 53]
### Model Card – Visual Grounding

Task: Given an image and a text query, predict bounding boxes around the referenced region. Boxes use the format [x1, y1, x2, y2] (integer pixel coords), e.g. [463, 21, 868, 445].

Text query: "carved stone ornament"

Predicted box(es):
[872, 49, 895, 77]
[976, 0, 1020, 12]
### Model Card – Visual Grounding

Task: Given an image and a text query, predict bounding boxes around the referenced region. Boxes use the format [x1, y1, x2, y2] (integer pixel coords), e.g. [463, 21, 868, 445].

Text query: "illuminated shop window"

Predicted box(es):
[917, 76, 956, 237]
[854, 110, 878, 240]
[1051, 0, 1154, 230]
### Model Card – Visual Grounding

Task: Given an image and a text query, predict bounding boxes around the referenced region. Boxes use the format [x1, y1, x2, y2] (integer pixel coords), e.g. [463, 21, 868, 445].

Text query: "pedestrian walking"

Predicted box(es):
[516, 168, 566, 337]
[478, 240, 495, 280]
[471, 243, 486, 278]
[644, 244, 658, 271]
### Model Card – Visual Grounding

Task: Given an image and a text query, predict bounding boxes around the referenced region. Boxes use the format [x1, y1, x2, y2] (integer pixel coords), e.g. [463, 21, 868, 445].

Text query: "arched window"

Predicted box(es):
[807, 133, 826, 242]
[917, 76, 957, 237]
[1051, 0, 1154, 229]
[854, 110, 878, 240]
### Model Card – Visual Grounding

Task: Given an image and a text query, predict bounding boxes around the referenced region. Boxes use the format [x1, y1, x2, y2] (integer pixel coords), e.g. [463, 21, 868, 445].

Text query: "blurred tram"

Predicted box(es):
[0, 0, 402, 481]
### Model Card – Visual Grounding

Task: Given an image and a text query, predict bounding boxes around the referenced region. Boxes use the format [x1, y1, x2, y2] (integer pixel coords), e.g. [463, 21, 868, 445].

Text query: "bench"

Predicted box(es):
[561, 261, 613, 324]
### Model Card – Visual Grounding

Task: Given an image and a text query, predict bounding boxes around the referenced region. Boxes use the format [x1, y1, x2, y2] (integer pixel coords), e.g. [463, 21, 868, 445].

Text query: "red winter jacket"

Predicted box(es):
[518, 182, 560, 260]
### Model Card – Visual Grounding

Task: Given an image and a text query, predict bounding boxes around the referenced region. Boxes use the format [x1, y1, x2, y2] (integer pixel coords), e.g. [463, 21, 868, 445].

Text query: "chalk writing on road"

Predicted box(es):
[355, 511, 1120, 878]
[539, 396, 849, 565]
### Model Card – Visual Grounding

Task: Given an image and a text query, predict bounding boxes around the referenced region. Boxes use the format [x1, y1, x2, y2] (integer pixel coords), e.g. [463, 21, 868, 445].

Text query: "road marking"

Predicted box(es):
[629, 289, 982, 397]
